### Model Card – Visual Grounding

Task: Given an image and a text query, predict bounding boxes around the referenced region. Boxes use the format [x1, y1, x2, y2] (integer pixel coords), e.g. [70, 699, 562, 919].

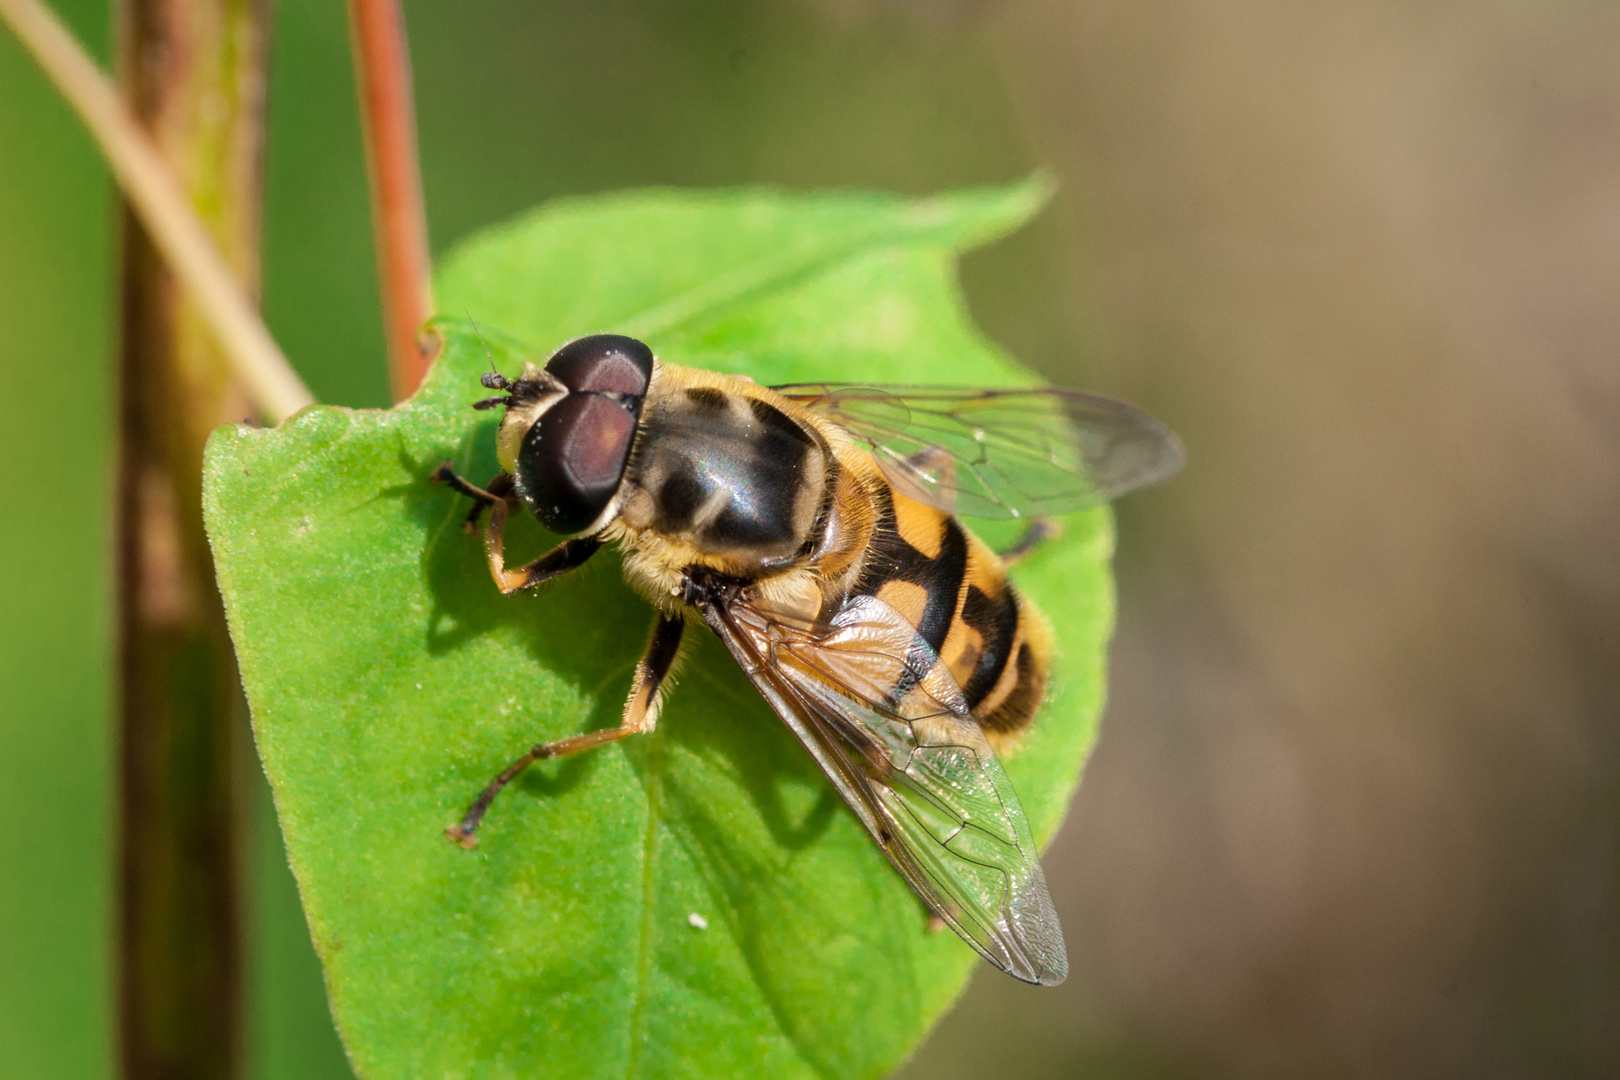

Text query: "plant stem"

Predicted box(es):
[109, 0, 272, 1074]
[347, 0, 433, 401]
[0, 0, 311, 422]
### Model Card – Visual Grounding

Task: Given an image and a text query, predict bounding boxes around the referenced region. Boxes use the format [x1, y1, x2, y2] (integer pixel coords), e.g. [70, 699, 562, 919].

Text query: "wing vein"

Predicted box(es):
[693, 583, 1069, 985]
[775, 383, 1184, 519]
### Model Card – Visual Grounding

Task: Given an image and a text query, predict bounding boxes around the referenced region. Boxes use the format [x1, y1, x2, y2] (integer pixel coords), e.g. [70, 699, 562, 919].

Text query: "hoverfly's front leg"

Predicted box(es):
[432, 463, 510, 529]
[482, 496, 602, 594]
[469, 473, 515, 531]
[997, 519, 1061, 567]
[434, 462, 601, 593]
[447, 614, 685, 848]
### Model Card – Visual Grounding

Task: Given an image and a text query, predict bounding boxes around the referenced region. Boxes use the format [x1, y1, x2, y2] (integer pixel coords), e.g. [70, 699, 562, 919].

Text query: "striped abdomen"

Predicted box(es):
[844, 483, 1050, 738]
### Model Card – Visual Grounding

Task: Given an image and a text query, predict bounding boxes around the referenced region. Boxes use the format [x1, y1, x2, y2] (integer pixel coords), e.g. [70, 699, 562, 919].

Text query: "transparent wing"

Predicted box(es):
[775, 383, 1184, 519]
[695, 586, 1068, 985]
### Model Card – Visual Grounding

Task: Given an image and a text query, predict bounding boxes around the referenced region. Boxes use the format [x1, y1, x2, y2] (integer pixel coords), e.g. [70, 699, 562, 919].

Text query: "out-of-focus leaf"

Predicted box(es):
[204, 180, 1114, 1079]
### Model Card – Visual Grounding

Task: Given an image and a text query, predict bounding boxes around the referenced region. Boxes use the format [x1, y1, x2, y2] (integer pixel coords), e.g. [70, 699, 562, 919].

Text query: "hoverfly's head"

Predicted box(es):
[476, 333, 655, 535]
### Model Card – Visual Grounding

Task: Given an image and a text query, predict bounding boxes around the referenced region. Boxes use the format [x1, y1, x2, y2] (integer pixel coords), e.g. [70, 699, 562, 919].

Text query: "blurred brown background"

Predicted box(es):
[911, 1, 1620, 1075]
[1, 0, 1615, 1077]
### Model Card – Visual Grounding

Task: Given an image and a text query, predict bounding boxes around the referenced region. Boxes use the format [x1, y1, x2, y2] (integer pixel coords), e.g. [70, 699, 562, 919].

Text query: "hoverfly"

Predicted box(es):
[434, 333, 1182, 986]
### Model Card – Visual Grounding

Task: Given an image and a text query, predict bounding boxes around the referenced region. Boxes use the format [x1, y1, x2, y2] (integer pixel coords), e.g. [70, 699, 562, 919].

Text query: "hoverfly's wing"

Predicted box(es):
[695, 586, 1068, 985]
[774, 384, 1183, 520]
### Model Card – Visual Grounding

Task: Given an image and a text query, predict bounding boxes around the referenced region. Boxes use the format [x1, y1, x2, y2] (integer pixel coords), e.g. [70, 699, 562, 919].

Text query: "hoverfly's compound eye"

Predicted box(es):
[511, 334, 654, 534]
[544, 334, 654, 397]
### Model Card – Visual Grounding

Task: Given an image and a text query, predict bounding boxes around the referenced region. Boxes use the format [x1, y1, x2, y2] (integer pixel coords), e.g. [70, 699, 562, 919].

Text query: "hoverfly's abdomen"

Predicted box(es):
[848, 483, 1050, 739]
[631, 384, 830, 566]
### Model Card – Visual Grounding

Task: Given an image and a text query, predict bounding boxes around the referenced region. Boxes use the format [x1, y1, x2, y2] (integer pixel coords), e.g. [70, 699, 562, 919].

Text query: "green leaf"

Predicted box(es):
[204, 179, 1115, 1080]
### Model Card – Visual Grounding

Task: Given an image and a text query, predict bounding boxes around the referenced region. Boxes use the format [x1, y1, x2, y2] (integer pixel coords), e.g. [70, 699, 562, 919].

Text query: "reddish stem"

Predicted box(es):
[348, 0, 433, 401]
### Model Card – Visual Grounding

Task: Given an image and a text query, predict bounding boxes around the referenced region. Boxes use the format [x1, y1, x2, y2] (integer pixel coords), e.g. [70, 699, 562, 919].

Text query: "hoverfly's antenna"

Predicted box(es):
[468, 312, 515, 408]
[468, 312, 501, 374]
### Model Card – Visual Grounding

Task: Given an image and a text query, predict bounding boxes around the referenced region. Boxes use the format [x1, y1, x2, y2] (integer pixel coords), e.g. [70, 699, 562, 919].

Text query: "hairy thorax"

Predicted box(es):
[610, 367, 820, 614]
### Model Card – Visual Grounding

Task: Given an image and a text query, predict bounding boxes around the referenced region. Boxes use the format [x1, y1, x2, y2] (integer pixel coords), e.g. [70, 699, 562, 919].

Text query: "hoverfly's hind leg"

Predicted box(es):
[446, 615, 685, 849]
[997, 519, 1061, 567]
[434, 462, 602, 594]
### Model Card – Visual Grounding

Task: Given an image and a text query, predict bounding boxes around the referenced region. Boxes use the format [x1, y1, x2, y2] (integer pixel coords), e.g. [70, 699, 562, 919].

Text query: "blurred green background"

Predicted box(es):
[3, 0, 1617, 1077]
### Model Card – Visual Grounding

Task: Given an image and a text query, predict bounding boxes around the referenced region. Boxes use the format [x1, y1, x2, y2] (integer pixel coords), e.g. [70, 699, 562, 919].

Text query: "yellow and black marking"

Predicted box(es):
[628, 371, 831, 567]
[846, 482, 1049, 738]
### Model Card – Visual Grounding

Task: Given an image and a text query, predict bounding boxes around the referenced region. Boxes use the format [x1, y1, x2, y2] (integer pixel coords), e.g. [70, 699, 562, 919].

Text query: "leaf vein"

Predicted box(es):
[624, 728, 664, 1080]
[619, 220, 933, 342]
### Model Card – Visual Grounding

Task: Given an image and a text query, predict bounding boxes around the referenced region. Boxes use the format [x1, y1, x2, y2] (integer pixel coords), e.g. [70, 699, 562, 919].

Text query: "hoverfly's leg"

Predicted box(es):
[433, 462, 504, 506]
[433, 465, 514, 532]
[997, 519, 1061, 567]
[482, 496, 602, 594]
[446, 615, 685, 849]
[462, 473, 514, 531]
[618, 612, 686, 735]
[436, 462, 602, 592]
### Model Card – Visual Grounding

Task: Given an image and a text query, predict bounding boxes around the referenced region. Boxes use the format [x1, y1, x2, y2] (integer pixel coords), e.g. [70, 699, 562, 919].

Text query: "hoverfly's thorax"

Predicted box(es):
[621, 371, 831, 570]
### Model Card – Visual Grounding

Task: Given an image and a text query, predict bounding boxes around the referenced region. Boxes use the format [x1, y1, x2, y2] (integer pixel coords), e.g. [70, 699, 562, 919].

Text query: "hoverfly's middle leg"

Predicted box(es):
[997, 519, 1061, 567]
[447, 614, 685, 848]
